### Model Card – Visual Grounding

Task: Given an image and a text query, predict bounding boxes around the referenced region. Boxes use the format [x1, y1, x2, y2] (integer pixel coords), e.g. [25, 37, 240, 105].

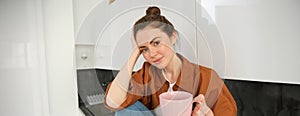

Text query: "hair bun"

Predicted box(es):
[146, 6, 161, 16]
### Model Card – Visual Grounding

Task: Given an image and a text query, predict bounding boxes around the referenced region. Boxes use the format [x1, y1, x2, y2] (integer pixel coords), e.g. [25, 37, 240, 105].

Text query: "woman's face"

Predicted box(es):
[135, 26, 176, 69]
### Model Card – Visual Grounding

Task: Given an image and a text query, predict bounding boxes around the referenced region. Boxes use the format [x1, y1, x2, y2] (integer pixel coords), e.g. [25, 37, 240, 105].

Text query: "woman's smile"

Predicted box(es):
[153, 57, 164, 64]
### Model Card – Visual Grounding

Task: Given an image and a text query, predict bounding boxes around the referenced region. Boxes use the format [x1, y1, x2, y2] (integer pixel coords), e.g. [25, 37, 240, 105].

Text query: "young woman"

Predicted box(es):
[104, 6, 237, 116]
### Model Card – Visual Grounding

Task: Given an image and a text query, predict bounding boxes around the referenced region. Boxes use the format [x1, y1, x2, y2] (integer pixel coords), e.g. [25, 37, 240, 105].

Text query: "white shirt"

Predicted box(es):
[152, 69, 178, 115]
[162, 69, 177, 92]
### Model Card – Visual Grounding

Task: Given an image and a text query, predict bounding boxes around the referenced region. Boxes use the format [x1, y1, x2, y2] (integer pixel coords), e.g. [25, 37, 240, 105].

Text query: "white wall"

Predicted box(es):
[0, 0, 82, 115]
[215, 0, 300, 84]
[42, 0, 81, 115]
[0, 0, 49, 115]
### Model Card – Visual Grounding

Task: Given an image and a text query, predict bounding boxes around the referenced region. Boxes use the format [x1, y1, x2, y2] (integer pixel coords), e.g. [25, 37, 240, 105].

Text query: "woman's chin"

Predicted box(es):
[152, 63, 165, 69]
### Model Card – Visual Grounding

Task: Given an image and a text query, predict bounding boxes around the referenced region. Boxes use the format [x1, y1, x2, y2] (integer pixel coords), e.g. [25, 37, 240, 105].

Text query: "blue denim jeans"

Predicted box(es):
[115, 101, 154, 116]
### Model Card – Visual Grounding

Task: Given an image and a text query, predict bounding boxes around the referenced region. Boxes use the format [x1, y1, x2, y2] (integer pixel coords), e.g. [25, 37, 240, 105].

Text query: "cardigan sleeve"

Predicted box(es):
[211, 83, 237, 116]
[199, 66, 237, 116]
[104, 63, 148, 111]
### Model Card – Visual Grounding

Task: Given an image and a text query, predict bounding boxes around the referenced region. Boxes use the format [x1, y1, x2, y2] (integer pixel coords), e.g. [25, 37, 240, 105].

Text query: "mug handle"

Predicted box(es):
[179, 100, 197, 116]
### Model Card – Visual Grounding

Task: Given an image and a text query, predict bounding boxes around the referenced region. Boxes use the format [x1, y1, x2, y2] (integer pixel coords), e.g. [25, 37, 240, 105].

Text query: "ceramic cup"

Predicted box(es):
[159, 91, 195, 116]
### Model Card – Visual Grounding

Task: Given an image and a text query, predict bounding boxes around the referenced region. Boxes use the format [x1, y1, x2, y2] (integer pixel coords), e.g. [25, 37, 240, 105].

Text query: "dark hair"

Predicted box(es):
[133, 6, 175, 39]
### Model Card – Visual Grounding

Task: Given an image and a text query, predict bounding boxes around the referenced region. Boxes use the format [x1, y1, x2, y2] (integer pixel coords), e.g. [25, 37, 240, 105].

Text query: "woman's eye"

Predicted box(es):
[140, 48, 148, 53]
[153, 41, 160, 46]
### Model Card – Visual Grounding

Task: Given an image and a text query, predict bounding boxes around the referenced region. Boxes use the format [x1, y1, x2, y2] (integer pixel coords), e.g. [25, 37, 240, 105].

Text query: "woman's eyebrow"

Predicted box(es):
[139, 46, 146, 49]
[149, 37, 160, 44]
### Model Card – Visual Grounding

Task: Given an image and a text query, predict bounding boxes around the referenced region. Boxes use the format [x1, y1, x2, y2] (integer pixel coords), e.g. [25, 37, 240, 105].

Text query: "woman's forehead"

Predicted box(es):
[135, 28, 168, 45]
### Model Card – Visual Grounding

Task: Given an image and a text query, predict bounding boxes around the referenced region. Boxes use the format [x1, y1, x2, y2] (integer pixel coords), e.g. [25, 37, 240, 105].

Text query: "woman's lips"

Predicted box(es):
[154, 57, 163, 63]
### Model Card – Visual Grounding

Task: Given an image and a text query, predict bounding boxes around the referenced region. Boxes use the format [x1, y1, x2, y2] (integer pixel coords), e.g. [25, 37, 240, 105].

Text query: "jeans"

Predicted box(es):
[115, 101, 154, 116]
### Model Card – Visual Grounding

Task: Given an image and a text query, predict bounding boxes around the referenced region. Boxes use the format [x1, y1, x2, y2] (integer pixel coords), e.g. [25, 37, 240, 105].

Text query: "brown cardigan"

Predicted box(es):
[104, 54, 237, 116]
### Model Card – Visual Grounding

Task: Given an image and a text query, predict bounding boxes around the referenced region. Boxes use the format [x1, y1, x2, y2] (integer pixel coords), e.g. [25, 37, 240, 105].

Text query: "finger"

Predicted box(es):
[206, 110, 214, 116]
[191, 110, 199, 116]
[199, 102, 211, 115]
[192, 110, 206, 116]
[193, 103, 200, 112]
[192, 103, 200, 116]
[199, 94, 206, 104]
[194, 100, 212, 116]
[192, 106, 201, 116]
[193, 94, 205, 103]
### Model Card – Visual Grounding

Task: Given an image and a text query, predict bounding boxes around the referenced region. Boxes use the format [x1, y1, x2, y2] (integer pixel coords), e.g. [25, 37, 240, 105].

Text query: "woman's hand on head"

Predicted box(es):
[129, 35, 142, 58]
[131, 35, 139, 49]
[192, 94, 214, 116]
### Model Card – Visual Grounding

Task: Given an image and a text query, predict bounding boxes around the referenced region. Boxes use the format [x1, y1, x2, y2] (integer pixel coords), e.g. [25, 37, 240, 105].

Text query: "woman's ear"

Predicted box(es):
[171, 31, 177, 45]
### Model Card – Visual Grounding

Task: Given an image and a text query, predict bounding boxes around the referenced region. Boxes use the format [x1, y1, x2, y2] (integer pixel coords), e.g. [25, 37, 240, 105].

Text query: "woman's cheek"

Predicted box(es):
[143, 54, 152, 63]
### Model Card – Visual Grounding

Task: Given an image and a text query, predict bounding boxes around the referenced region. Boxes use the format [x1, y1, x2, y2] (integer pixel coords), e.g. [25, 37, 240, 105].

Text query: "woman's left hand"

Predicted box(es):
[192, 94, 214, 116]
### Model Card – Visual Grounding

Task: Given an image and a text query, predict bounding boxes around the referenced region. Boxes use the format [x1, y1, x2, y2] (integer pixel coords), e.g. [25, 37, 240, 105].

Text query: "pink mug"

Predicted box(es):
[159, 91, 195, 116]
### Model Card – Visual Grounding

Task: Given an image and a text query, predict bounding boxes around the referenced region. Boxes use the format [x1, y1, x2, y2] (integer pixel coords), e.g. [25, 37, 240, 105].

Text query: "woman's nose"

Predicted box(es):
[149, 47, 158, 57]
